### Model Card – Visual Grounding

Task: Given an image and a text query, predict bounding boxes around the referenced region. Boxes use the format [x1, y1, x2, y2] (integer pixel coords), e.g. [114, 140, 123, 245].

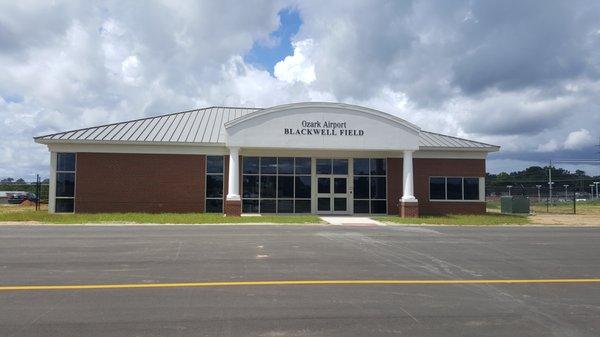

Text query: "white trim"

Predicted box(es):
[226, 147, 241, 200]
[414, 151, 488, 159]
[479, 177, 486, 202]
[241, 148, 404, 158]
[402, 150, 417, 202]
[224, 102, 421, 132]
[44, 144, 491, 159]
[47, 143, 228, 155]
[35, 138, 225, 147]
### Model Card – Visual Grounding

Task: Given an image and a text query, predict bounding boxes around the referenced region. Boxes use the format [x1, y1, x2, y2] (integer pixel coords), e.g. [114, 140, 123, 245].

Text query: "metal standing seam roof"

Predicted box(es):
[34, 106, 499, 150]
[418, 131, 498, 150]
[35, 107, 260, 144]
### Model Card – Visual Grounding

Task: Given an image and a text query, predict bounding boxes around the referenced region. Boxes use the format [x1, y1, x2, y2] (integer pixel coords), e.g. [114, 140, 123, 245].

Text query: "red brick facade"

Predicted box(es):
[414, 158, 486, 215]
[401, 201, 419, 217]
[75, 153, 205, 213]
[386, 158, 486, 215]
[72, 153, 485, 215]
[386, 158, 403, 215]
[224, 199, 242, 216]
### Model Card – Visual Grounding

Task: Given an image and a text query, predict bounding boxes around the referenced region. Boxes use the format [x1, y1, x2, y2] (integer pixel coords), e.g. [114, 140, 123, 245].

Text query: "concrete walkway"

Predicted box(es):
[319, 216, 386, 226]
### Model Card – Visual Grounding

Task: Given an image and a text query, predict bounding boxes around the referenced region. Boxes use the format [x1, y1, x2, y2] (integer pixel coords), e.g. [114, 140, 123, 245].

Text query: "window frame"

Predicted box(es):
[428, 176, 482, 202]
[205, 155, 224, 213]
[242, 157, 311, 214]
[352, 158, 387, 214]
[55, 152, 77, 213]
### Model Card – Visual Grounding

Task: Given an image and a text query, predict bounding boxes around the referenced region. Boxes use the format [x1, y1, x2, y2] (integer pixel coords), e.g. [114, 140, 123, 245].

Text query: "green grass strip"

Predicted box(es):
[374, 213, 530, 225]
[0, 211, 322, 224]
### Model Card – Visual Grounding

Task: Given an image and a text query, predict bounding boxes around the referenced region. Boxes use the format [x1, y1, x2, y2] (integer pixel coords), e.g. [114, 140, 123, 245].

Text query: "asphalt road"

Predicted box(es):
[1, 224, 599, 336]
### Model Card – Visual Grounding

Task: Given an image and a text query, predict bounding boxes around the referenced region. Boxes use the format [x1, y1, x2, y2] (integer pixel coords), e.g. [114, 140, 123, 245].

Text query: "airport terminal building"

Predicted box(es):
[35, 102, 499, 217]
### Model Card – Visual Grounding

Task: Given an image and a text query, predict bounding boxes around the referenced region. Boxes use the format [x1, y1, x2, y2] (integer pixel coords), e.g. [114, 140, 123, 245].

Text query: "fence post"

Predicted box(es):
[35, 174, 40, 211]
[573, 189, 576, 215]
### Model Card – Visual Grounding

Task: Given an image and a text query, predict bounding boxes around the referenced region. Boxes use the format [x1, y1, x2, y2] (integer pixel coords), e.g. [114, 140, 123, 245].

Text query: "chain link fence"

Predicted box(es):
[0, 176, 49, 211]
[486, 184, 600, 215]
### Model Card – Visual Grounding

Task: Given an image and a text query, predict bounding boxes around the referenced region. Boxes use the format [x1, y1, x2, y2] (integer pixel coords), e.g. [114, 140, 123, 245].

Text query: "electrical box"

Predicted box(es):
[501, 196, 530, 214]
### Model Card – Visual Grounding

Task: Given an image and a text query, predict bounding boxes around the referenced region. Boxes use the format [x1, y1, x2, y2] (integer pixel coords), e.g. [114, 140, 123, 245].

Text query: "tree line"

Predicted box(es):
[1, 177, 50, 184]
[486, 166, 599, 191]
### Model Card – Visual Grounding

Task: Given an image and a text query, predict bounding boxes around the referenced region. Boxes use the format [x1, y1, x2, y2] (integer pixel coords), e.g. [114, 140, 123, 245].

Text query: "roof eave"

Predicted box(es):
[418, 146, 500, 152]
[34, 139, 226, 147]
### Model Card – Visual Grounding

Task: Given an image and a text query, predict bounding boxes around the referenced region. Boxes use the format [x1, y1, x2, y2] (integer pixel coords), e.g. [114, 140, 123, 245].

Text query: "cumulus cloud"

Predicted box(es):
[564, 129, 596, 150]
[536, 140, 561, 153]
[1, 0, 600, 179]
[274, 39, 316, 84]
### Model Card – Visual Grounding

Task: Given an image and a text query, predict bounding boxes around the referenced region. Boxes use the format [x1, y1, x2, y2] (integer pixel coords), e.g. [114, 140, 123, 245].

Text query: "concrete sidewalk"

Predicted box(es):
[319, 216, 386, 226]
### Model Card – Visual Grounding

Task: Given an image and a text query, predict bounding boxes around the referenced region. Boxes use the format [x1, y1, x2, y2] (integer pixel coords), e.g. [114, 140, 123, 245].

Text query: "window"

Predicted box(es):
[243, 157, 311, 213]
[429, 177, 446, 200]
[55, 153, 76, 213]
[429, 177, 481, 201]
[353, 158, 387, 214]
[205, 156, 224, 212]
[463, 178, 479, 200]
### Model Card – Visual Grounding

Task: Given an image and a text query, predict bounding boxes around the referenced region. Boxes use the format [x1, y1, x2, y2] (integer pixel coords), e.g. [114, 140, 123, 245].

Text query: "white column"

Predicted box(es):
[226, 147, 240, 200]
[402, 150, 417, 202]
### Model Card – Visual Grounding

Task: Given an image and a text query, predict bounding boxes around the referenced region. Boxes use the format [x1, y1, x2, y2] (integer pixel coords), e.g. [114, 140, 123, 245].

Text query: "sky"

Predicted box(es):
[1, 0, 600, 180]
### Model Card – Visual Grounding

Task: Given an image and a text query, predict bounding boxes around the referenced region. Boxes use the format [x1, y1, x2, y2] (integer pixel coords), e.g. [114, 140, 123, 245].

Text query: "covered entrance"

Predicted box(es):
[224, 102, 421, 217]
[315, 158, 352, 215]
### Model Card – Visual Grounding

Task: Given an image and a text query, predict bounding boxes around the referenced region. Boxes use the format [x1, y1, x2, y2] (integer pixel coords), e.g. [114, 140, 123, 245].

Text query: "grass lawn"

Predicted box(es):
[487, 199, 600, 215]
[374, 213, 530, 225]
[0, 205, 322, 224]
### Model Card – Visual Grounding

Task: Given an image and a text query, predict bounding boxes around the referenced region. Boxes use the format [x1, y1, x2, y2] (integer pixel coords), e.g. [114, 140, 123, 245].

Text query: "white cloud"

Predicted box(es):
[536, 139, 560, 152]
[1, 1, 600, 179]
[274, 39, 316, 84]
[121, 55, 142, 85]
[564, 129, 595, 150]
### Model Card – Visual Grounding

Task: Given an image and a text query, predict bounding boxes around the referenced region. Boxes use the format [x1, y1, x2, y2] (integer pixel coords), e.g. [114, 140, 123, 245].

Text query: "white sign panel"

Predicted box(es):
[225, 103, 420, 151]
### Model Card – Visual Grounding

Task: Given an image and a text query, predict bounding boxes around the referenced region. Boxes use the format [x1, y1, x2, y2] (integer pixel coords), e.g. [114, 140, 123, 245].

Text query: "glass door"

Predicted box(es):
[315, 159, 351, 215]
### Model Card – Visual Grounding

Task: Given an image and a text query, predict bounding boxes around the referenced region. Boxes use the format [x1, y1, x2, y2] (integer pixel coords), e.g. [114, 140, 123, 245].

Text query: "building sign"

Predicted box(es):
[284, 120, 365, 136]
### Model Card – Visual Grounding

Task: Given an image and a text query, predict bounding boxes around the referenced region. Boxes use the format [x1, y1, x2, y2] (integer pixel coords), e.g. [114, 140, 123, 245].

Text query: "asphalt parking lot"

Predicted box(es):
[1, 224, 599, 336]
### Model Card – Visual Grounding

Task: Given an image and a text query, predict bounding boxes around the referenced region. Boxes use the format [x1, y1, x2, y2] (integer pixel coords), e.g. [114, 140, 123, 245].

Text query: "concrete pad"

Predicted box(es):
[319, 216, 386, 226]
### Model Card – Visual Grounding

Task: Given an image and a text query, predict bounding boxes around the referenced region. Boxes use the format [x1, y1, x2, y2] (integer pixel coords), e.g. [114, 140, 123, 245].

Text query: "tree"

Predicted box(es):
[1, 177, 14, 184]
[15, 178, 26, 184]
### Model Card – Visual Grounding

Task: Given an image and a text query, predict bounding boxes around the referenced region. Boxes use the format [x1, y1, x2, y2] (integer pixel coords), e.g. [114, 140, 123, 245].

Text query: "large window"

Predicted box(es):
[353, 158, 387, 214]
[242, 157, 311, 213]
[55, 153, 76, 213]
[205, 156, 224, 212]
[429, 177, 480, 201]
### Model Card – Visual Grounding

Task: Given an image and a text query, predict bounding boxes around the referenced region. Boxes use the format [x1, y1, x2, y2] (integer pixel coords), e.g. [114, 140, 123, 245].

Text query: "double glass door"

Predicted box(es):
[316, 159, 351, 214]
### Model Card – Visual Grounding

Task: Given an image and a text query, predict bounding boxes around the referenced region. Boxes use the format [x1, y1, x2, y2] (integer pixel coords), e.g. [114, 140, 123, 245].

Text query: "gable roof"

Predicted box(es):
[34, 105, 499, 151]
[35, 107, 259, 144]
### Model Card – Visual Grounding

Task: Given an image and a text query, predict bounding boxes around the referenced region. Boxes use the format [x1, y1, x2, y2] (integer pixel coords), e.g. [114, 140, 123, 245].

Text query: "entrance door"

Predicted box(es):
[315, 159, 351, 214]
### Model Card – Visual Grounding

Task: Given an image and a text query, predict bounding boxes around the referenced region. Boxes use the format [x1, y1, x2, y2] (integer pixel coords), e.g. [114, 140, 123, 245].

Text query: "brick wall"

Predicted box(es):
[75, 153, 205, 213]
[414, 158, 486, 215]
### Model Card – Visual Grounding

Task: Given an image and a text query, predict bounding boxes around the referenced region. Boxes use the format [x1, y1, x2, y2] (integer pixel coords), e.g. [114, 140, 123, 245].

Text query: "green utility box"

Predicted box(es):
[500, 196, 530, 214]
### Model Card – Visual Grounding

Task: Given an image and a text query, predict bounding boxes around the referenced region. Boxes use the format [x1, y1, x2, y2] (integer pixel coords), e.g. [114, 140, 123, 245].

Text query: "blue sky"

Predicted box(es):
[244, 8, 301, 74]
[1, 1, 600, 180]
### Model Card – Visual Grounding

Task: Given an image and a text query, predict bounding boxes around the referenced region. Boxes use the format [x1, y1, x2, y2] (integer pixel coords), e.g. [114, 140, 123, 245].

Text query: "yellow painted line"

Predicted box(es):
[1, 278, 600, 292]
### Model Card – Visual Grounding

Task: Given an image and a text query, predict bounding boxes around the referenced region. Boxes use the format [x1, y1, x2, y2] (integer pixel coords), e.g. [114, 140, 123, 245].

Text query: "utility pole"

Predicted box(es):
[595, 181, 599, 199]
[563, 185, 569, 200]
[506, 185, 513, 196]
[591, 184, 595, 198]
[548, 161, 553, 206]
[536, 184, 542, 202]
